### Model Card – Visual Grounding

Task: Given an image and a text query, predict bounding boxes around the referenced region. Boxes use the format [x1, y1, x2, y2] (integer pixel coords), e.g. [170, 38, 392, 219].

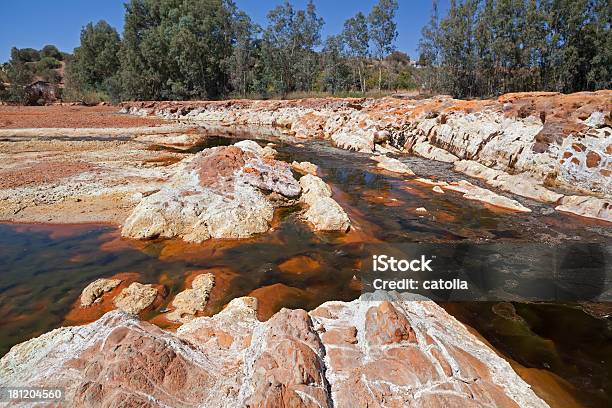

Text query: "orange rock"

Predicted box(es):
[64, 272, 140, 325]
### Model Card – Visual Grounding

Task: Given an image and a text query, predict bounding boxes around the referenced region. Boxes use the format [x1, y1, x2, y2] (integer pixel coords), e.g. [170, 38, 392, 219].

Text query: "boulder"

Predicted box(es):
[291, 160, 319, 175]
[113, 282, 158, 314]
[80, 278, 122, 307]
[122, 141, 300, 242]
[166, 273, 215, 323]
[303, 197, 351, 232]
[371, 155, 415, 175]
[299, 174, 350, 231]
[299, 174, 332, 205]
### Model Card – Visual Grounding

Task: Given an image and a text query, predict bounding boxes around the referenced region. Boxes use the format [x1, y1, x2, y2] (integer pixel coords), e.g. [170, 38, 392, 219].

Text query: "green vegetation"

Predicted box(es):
[1, 0, 609, 103]
[63, 0, 410, 102]
[418, 0, 611, 98]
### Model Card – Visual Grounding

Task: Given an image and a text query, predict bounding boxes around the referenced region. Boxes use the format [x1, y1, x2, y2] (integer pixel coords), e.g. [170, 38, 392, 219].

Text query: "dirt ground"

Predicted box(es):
[0, 105, 167, 128]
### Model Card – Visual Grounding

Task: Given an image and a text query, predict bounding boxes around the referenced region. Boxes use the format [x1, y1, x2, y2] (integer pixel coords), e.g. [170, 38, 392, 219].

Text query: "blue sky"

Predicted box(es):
[0, 0, 447, 63]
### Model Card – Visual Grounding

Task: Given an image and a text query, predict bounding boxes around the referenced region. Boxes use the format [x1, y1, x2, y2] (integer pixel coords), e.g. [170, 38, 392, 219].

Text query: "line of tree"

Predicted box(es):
[62, 0, 409, 102]
[418, 0, 611, 98]
[2, 0, 609, 103]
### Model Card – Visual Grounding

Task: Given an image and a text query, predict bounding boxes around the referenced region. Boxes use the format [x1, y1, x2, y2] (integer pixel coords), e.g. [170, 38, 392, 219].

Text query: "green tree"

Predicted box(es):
[227, 11, 260, 96]
[40, 45, 63, 60]
[342, 12, 369, 93]
[119, 0, 235, 100]
[368, 0, 398, 91]
[68, 20, 121, 94]
[5, 48, 34, 102]
[261, 0, 323, 96]
[418, 0, 441, 93]
[321, 35, 350, 94]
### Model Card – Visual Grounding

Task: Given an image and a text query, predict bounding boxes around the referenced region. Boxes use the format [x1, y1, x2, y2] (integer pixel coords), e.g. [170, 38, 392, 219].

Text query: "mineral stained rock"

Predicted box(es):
[299, 174, 350, 231]
[113, 282, 159, 314]
[121, 140, 301, 242]
[80, 278, 122, 307]
[121, 91, 610, 222]
[0, 292, 548, 408]
[371, 155, 415, 175]
[291, 160, 319, 175]
[166, 273, 215, 323]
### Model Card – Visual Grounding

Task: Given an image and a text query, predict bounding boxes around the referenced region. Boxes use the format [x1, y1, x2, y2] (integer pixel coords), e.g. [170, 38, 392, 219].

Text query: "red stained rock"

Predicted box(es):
[586, 151, 601, 168]
[364, 301, 417, 345]
[188, 145, 246, 191]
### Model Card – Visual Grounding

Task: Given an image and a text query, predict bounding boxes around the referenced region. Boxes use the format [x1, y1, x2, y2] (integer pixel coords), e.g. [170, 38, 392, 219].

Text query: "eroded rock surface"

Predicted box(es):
[121, 140, 300, 242]
[371, 154, 415, 175]
[0, 292, 548, 407]
[80, 278, 122, 307]
[121, 91, 611, 222]
[299, 174, 351, 231]
[113, 282, 159, 314]
[166, 273, 215, 323]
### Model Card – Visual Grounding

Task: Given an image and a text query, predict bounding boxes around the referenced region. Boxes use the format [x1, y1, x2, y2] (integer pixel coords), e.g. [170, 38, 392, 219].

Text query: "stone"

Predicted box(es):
[372, 155, 415, 175]
[303, 197, 351, 231]
[416, 207, 428, 214]
[0, 292, 549, 408]
[166, 273, 215, 323]
[80, 278, 122, 307]
[122, 141, 300, 242]
[555, 195, 611, 223]
[298, 174, 351, 232]
[299, 174, 332, 206]
[113, 282, 158, 314]
[291, 160, 318, 175]
[432, 186, 444, 194]
[443, 180, 532, 212]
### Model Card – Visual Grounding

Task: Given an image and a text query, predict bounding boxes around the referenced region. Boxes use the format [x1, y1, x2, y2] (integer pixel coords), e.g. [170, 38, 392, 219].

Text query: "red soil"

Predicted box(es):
[0, 105, 167, 128]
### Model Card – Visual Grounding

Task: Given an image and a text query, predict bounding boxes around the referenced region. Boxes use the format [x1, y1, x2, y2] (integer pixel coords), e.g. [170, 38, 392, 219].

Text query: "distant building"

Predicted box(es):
[24, 80, 58, 105]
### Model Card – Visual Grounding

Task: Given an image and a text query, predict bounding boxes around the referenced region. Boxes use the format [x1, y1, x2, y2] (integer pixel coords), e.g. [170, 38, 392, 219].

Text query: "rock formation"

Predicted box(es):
[371, 154, 415, 175]
[299, 174, 351, 231]
[80, 278, 122, 307]
[113, 282, 159, 314]
[121, 140, 301, 242]
[291, 160, 318, 175]
[0, 292, 548, 407]
[121, 91, 611, 222]
[166, 273, 215, 323]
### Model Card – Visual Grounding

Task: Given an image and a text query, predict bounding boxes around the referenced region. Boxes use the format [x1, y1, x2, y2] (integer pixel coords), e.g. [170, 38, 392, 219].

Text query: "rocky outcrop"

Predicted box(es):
[299, 174, 351, 231]
[121, 91, 611, 222]
[555, 195, 612, 222]
[0, 292, 548, 407]
[443, 180, 532, 212]
[113, 282, 159, 314]
[166, 273, 215, 323]
[121, 140, 301, 242]
[80, 278, 122, 307]
[454, 160, 564, 204]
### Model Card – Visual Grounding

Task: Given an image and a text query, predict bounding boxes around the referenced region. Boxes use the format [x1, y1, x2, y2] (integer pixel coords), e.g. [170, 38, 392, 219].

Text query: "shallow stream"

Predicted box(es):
[0, 133, 610, 407]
